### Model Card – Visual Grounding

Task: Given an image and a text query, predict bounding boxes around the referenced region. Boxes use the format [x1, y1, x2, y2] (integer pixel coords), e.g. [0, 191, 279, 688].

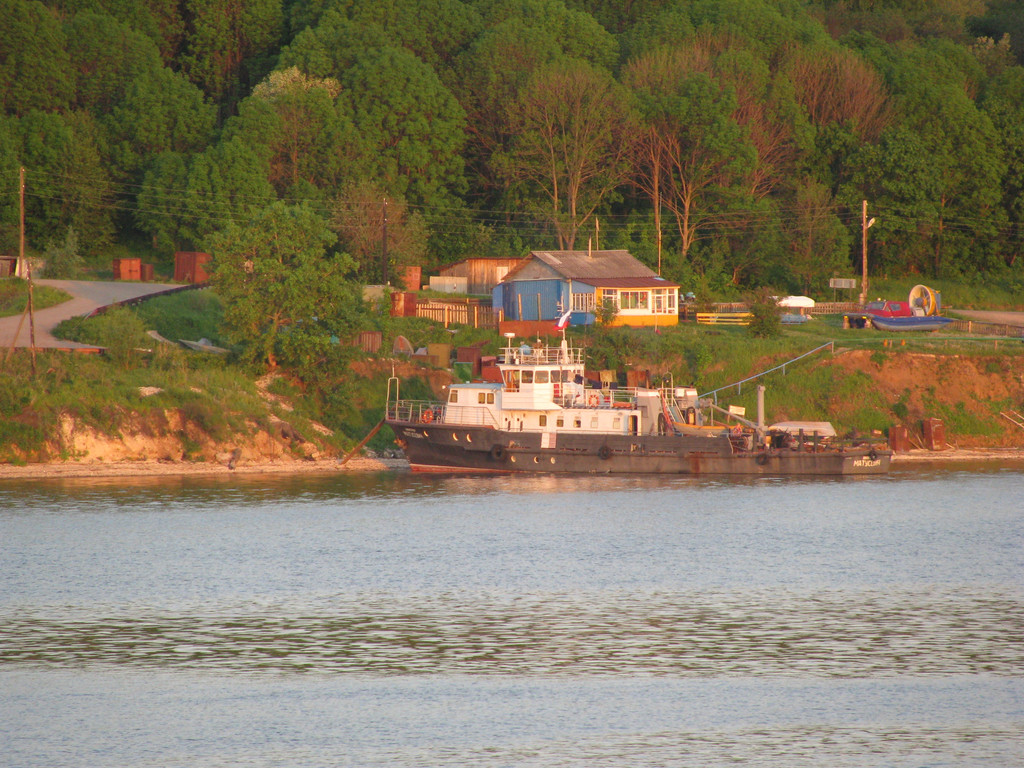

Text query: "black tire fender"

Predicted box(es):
[598, 444, 612, 460]
[868, 448, 878, 461]
[490, 444, 507, 461]
[756, 452, 769, 466]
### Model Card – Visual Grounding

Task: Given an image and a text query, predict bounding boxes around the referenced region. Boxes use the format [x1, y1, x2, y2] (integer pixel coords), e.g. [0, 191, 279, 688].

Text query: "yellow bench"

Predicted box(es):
[696, 312, 752, 325]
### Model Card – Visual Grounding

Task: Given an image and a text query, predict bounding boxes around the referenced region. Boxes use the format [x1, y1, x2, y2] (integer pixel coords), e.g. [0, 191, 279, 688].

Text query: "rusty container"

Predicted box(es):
[112, 257, 141, 281]
[174, 251, 211, 283]
[390, 291, 418, 317]
[922, 418, 946, 451]
[456, 346, 482, 376]
[399, 266, 422, 292]
[888, 425, 911, 453]
[140, 263, 154, 282]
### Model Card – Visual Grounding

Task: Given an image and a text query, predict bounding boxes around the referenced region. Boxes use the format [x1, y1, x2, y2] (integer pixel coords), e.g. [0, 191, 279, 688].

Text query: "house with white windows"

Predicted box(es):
[492, 249, 680, 328]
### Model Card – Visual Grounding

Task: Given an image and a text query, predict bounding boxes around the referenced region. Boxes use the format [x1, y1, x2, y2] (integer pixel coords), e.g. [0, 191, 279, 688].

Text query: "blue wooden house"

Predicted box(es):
[493, 250, 680, 327]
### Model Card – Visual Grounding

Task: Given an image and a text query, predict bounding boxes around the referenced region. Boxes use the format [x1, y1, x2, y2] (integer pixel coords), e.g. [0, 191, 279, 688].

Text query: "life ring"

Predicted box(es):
[421, 409, 434, 423]
[588, 393, 600, 407]
[598, 444, 612, 460]
[756, 452, 769, 466]
[868, 448, 878, 461]
[490, 444, 507, 461]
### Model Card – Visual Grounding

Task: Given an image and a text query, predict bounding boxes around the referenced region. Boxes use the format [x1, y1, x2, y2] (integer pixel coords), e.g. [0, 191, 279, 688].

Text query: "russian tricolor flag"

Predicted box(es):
[555, 309, 572, 330]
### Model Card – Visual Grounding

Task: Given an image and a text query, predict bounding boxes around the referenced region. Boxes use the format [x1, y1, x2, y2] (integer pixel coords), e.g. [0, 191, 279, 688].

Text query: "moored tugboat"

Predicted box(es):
[385, 336, 890, 476]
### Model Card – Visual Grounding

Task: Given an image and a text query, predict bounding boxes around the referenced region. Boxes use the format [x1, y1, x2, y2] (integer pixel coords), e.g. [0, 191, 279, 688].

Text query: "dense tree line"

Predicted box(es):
[2, 0, 1024, 298]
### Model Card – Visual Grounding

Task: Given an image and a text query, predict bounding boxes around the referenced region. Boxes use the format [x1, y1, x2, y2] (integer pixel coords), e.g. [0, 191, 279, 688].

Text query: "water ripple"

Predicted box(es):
[3, 588, 1021, 676]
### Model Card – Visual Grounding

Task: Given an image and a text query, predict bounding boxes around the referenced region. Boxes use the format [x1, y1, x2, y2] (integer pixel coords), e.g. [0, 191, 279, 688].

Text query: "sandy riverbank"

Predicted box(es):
[0, 455, 409, 481]
[1, 448, 1023, 481]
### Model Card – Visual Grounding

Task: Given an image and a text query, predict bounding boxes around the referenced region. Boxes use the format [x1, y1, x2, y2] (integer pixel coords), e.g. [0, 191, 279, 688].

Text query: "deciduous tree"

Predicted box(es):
[625, 49, 755, 273]
[330, 182, 428, 284]
[208, 201, 358, 369]
[500, 59, 633, 249]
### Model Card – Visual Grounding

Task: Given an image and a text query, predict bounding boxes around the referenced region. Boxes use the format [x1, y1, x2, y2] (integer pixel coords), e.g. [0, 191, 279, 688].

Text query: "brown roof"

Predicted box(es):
[528, 249, 658, 280]
[578, 276, 680, 289]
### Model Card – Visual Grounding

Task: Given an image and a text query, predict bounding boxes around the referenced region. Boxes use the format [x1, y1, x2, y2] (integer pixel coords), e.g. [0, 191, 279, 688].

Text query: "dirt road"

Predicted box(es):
[0, 279, 181, 350]
[954, 309, 1024, 327]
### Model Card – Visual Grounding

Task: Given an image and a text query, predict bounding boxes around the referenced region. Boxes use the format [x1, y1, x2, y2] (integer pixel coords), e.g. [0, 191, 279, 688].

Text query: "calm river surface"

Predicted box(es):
[2, 464, 1023, 767]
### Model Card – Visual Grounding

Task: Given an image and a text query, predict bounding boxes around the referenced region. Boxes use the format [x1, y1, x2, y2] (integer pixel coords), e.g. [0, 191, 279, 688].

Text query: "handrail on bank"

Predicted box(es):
[699, 342, 835, 403]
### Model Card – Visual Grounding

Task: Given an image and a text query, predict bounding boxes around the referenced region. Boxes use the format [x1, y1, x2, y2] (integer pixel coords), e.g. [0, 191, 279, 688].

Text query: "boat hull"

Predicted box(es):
[869, 316, 953, 331]
[390, 423, 890, 476]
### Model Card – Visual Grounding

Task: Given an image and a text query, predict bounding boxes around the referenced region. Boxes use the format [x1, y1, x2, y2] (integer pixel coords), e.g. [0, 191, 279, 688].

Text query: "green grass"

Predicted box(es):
[0, 280, 71, 317]
[133, 289, 226, 345]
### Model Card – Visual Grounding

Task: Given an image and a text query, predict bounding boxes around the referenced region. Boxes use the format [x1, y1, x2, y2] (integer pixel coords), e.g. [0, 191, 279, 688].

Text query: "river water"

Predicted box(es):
[2, 464, 1022, 767]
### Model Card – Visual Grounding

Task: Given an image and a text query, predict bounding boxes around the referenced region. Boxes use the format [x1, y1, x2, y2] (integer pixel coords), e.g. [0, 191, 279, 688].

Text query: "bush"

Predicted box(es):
[42, 227, 84, 279]
[745, 288, 782, 339]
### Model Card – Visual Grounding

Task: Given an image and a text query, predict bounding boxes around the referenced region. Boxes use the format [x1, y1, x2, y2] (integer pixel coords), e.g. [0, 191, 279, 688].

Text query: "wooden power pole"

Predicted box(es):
[20, 166, 37, 375]
[859, 200, 875, 308]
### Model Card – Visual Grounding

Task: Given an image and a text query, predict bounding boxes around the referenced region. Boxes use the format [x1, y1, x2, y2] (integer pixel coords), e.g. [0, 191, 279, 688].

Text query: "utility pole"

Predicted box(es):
[859, 199, 875, 307]
[21, 166, 37, 375]
[381, 197, 388, 286]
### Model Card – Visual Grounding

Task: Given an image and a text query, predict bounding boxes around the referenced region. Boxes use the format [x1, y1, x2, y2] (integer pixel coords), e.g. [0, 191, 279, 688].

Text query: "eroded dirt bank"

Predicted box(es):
[2, 350, 1022, 481]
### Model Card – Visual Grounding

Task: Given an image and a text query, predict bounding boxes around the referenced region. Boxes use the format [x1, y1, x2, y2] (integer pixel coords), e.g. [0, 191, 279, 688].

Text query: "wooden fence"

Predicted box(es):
[948, 319, 1024, 338]
[416, 300, 498, 329]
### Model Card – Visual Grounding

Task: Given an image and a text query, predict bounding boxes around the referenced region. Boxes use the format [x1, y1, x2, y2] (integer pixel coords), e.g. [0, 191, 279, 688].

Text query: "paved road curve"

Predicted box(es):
[0, 279, 181, 351]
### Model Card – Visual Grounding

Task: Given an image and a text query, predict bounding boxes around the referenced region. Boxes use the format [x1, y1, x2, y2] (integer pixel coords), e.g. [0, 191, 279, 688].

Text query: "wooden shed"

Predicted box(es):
[435, 257, 525, 296]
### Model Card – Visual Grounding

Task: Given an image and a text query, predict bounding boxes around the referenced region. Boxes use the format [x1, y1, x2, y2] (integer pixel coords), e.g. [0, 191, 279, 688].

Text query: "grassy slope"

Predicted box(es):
[2, 287, 1023, 462]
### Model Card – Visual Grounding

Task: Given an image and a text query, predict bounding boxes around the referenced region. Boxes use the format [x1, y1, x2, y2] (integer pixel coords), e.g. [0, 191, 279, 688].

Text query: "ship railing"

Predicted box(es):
[558, 386, 639, 408]
[387, 399, 445, 424]
[501, 345, 584, 365]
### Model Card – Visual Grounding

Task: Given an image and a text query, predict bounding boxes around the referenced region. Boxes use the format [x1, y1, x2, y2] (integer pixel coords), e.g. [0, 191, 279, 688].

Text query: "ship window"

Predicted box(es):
[574, 417, 582, 428]
[449, 390, 459, 403]
[556, 417, 564, 427]
[535, 370, 549, 383]
[613, 417, 621, 429]
[521, 370, 534, 383]
[590, 417, 599, 429]
[504, 370, 520, 392]
[478, 392, 488, 404]
[487, 392, 494, 404]
[539, 415, 547, 427]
